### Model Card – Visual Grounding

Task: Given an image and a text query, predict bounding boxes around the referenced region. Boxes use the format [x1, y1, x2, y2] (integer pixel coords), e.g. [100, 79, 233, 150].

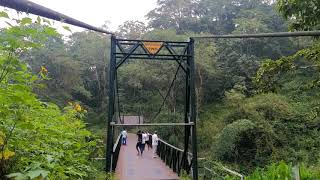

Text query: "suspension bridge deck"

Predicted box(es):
[116, 134, 179, 180]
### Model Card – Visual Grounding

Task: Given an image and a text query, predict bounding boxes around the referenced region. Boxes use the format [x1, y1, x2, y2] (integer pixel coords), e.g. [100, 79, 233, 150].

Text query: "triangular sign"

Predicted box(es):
[142, 42, 163, 55]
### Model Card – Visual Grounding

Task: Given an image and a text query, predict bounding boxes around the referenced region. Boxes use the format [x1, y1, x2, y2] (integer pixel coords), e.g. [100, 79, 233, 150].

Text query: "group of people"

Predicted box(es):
[120, 129, 159, 158]
[136, 130, 158, 157]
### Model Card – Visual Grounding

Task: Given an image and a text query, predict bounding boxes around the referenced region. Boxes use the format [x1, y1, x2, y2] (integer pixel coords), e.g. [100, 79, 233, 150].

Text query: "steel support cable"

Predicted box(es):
[191, 31, 320, 39]
[150, 65, 181, 122]
[0, 0, 114, 35]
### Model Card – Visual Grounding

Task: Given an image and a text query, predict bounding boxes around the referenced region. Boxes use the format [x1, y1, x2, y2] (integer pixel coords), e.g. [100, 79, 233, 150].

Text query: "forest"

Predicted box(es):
[1, 0, 320, 179]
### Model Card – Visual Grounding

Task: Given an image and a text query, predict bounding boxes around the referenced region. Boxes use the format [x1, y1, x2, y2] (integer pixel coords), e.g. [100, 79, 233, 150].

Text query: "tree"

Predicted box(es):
[197, 0, 278, 34]
[194, 39, 220, 107]
[277, 0, 320, 31]
[0, 12, 96, 179]
[117, 20, 147, 39]
[147, 0, 200, 33]
[255, 0, 320, 93]
[67, 31, 110, 111]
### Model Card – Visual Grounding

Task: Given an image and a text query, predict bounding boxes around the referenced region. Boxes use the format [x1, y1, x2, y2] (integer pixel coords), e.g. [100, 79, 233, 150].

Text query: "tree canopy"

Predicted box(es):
[1, 0, 320, 179]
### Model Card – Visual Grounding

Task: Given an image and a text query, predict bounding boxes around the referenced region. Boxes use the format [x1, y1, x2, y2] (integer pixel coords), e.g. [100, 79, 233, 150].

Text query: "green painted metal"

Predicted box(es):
[111, 134, 122, 171]
[106, 37, 198, 179]
[182, 41, 191, 174]
[191, 31, 320, 39]
[189, 38, 198, 180]
[106, 35, 117, 171]
[0, 0, 113, 35]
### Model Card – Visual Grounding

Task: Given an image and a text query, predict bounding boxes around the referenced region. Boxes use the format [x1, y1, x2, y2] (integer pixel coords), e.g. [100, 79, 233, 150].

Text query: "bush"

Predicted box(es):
[213, 119, 274, 170]
[246, 161, 320, 180]
[0, 12, 97, 179]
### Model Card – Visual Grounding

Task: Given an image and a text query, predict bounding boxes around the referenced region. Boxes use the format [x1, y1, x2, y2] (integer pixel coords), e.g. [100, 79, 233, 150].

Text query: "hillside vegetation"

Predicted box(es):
[1, 0, 320, 179]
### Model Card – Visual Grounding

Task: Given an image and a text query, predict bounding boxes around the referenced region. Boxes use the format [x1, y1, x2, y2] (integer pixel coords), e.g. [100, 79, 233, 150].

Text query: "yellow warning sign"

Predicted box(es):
[143, 42, 163, 55]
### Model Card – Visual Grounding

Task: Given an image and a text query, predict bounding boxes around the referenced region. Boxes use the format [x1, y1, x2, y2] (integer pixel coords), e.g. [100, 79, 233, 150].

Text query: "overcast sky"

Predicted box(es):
[31, 0, 157, 30]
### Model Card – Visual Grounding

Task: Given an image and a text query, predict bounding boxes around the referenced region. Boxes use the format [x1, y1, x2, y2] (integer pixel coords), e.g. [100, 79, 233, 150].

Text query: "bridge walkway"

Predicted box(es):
[115, 133, 179, 180]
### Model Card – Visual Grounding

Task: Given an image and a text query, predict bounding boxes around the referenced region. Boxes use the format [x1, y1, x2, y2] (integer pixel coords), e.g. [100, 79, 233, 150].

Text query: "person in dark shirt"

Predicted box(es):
[147, 132, 152, 150]
[136, 130, 142, 155]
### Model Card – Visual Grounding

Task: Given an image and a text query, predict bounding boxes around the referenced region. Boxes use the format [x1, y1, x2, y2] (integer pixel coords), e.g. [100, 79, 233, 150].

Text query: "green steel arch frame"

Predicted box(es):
[106, 35, 199, 180]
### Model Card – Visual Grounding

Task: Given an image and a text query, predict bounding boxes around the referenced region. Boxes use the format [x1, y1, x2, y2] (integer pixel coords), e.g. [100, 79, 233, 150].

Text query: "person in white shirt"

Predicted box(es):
[121, 129, 127, 145]
[152, 131, 159, 158]
[141, 131, 148, 156]
[144, 132, 149, 150]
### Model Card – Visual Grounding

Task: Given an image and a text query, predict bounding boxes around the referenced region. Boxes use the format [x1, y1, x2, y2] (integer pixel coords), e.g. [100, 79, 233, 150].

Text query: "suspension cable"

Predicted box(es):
[191, 31, 320, 39]
[0, 0, 114, 35]
[150, 65, 181, 122]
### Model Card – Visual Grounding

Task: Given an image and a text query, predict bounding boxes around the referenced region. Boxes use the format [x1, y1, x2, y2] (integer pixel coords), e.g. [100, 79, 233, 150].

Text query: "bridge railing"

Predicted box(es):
[199, 161, 244, 180]
[111, 133, 122, 171]
[157, 138, 192, 175]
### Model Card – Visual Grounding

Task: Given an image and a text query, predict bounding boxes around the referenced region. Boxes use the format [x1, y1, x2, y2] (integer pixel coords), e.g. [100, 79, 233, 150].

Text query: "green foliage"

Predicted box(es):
[0, 12, 97, 179]
[117, 20, 147, 39]
[209, 92, 320, 172]
[277, 0, 320, 30]
[255, 42, 320, 92]
[1, 0, 318, 178]
[0, 11, 9, 19]
[146, 0, 199, 33]
[213, 118, 274, 170]
[214, 119, 255, 158]
[246, 161, 320, 180]
[247, 161, 292, 180]
[180, 170, 191, 180]
[6, 163, 50, 180]
[255, 57, 295, 92]
[91, 171, 116, 180]
[62, 25, 72, 32]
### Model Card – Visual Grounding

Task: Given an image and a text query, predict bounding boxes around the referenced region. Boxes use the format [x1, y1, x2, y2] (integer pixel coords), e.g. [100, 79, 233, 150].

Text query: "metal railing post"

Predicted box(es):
[112, 134, 122, 171]
[189, 38, 198, 180]
[106, 35, 117, 172]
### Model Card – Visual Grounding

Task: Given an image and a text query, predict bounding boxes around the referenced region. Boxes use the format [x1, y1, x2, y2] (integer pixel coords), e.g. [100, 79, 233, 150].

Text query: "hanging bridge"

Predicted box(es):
[114, 133, 180, 180]
[2, 1, 320, 179]
[106, 36, 199, 180]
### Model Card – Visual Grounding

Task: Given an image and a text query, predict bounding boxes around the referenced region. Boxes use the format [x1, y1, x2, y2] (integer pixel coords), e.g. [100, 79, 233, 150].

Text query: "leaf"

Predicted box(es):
[0, 137, 4, 145]
[74, 104, 82, 112]
[26, 169, 49, 179]
[36, 16, 41, 24]
[45, 155, 54, 163]
[42, 18, 51, 25]
[6, 172, 24, 178]
[43, 26, 58, 36]
[0, 131, 4, 145]
[20, 17, 32, 25]
[63, 26, 72, 32]
[0, 149, 15, 160]
[0, 11, 9, 18]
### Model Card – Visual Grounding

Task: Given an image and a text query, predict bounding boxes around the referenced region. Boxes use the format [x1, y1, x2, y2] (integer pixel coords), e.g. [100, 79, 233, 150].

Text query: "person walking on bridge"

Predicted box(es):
[147, 131, 152, 150]
[152, 131, 159, 158]
[136, 130, 142, 155]
[141, 131, 148, 156]
[121, 129, 127, 145]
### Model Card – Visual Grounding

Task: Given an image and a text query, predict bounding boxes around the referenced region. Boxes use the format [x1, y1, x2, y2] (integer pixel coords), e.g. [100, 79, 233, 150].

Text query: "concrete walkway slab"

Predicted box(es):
[116, 134, 179, 180]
